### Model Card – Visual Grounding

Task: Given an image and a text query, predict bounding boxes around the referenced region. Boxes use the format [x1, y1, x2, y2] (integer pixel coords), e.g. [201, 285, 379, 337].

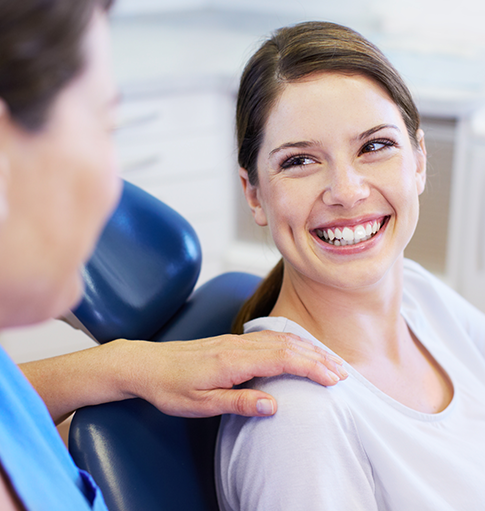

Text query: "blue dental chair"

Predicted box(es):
[68, 180, 260, 511]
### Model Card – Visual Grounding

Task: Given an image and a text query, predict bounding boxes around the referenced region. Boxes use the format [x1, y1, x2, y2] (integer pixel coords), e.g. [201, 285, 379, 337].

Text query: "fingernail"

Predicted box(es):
[338, 366, 349, 378]
[256, 398, 275, 416]
[329, 371, 340, 383]
[329, 355, 344, 365]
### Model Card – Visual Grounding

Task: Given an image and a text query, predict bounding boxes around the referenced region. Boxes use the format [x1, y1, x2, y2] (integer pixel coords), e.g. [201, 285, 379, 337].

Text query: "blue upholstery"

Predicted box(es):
[154, 272, 261, 342]
[70, 273, 260, 511]
[70, 401, 221, 511]
[72, 180, 201, 344]
[68, 180, 261, 511]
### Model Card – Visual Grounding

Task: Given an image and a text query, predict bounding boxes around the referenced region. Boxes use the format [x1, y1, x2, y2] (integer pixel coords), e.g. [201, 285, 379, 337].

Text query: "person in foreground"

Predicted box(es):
[0, 2, 348, 509]
[216, 21, 485, 510]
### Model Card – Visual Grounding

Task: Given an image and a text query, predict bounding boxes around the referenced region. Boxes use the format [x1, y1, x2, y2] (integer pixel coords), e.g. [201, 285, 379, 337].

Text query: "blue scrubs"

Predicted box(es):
[0, 346, 107, 510]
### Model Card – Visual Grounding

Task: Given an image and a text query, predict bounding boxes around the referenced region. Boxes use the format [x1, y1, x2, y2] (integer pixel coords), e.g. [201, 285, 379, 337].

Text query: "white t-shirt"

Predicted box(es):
[216, 259, 485, 511]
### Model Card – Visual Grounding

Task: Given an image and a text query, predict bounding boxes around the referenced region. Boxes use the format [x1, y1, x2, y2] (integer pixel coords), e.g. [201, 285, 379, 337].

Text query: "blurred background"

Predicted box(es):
[3, 0, 485, 362]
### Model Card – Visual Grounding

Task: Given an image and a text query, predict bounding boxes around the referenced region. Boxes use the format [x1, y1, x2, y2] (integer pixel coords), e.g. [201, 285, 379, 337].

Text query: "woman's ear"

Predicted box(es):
[414, 129, 427, 195]
[239, 168, 268, 227]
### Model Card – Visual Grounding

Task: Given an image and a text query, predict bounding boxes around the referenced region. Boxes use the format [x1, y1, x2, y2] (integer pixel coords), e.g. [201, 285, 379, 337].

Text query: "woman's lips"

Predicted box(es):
[314, 216, 389, 247]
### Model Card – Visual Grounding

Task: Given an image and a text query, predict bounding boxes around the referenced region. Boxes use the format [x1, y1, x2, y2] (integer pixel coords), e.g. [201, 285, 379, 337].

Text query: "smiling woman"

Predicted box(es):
[217, 21, 485, 511]
[240, 72, 426, 294]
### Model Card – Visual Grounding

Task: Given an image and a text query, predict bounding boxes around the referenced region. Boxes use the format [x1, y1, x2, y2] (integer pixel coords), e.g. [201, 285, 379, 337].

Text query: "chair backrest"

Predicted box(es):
[72, 179, 202, 344]
[68, 180, 261, 511]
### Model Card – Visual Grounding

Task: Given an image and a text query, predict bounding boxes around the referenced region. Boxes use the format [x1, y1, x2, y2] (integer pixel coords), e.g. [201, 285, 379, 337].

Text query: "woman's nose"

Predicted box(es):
[321, 163, 369, 208]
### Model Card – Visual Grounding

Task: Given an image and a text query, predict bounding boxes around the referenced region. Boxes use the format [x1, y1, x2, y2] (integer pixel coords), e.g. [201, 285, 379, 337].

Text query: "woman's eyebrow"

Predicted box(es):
[269, 140, 320, 157]
[359, 124, 400, 140]
[267, 125, 400, 158]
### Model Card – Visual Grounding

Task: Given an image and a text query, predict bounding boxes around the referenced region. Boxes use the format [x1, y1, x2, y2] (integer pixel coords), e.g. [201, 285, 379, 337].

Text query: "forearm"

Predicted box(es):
[19, 339, 134, 425]
[19, 331, 347, 424]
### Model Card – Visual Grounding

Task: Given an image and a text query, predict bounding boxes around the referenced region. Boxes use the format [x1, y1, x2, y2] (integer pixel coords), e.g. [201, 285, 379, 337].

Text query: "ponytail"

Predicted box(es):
[232, 259, 284, 334]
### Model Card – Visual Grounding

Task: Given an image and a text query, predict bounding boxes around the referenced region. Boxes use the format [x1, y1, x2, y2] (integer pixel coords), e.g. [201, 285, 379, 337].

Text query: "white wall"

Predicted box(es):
[207, 0, 378, 25]
[375, 0, 485, 54]
[112, 0, 205, 16]
[112, 0, 485, 52]
[112, 0, 379, 28]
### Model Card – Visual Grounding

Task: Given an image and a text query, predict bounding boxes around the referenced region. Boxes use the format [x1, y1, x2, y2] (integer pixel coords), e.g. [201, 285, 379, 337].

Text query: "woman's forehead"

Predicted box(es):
[262, 73, 404, 146]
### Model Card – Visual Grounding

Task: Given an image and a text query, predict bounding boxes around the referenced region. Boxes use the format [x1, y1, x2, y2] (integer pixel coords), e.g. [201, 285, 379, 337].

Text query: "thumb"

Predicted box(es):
[215, 388, 278, 417]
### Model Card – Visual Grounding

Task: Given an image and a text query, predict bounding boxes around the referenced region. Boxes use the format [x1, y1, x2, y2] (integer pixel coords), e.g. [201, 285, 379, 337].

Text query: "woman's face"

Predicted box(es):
[0, 10, 121, 327]
[241, 72, 426, 292]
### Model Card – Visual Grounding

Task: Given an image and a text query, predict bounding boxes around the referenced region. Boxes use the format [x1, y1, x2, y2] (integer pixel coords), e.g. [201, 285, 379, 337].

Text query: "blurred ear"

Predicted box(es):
[414, 129, 427, 195]
[239, 168, 268, 227]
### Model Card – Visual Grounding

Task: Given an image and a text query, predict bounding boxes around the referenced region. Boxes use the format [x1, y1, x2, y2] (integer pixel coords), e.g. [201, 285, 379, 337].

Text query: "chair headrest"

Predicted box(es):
[154, 272, 262, 341]
[71, 180, 201, 343]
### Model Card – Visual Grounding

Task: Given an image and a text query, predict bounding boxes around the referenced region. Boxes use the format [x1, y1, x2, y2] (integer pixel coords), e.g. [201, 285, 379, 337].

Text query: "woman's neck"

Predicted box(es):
[270, 257, 407, 366]
[270, 257, 454, 414]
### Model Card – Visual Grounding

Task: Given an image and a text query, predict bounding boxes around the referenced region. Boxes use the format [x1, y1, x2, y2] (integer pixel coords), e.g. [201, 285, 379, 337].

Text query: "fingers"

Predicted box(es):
[212, 388, 278, 417]
[274, 349, 346, 387]
[243, 330, 343, 367]
[284, 341, 349, 384]
[234, 331, 349, 386]
[134, 332, 349, 419]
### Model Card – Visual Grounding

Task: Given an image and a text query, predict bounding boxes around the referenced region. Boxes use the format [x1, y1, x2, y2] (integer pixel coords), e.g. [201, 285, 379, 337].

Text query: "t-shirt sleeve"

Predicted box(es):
[216, 375, 377, 511]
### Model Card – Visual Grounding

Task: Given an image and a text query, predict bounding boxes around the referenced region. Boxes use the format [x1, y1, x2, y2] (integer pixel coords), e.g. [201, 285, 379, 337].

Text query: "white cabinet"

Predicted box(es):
[115, 85, 237, 285]
[447, 109, 485, 311]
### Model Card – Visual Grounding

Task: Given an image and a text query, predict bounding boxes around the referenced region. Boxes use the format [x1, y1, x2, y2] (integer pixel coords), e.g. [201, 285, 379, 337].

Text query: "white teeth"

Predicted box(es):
[354, 225, 366, 242]
[342, 227, 354, 241]
[316, 218, 386, 246]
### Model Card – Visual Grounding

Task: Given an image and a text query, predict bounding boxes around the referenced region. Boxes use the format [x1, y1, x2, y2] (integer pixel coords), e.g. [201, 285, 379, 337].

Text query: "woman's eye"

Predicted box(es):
[361, 139, 395, 154]
[280, 155, 315, 170]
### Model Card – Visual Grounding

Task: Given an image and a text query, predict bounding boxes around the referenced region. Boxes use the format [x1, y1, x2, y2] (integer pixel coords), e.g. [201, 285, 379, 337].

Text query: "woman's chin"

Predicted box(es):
[293, 253, 400, 293]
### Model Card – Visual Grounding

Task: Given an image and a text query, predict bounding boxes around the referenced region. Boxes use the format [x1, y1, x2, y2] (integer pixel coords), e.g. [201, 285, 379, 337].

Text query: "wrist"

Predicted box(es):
[105, 338, 157, 403]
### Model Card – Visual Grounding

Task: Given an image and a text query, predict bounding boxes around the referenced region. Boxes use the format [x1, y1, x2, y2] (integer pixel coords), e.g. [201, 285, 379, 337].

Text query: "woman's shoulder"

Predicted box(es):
[403, 258, 467, 301]
[248, 373, 355, 431]
[219, 371, 362, 462]
[402, 258, 444, 288]
[402, 258, 485, 361]
[245, 316, 338, 355]
[402, 258, 484, 320]
[243, 316, 354, 418]
[226, 369, 357, 446]
[217, 369, 372, 510]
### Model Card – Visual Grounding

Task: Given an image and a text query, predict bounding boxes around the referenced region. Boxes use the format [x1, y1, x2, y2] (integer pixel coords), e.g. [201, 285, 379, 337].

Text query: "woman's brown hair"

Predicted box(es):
[233, 21, 421, 334]
[0, 0, 114, 131]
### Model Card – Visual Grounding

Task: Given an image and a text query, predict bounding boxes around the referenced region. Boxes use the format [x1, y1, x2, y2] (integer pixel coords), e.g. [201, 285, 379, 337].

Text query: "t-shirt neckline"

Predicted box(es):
[244, 315, 457, 422]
